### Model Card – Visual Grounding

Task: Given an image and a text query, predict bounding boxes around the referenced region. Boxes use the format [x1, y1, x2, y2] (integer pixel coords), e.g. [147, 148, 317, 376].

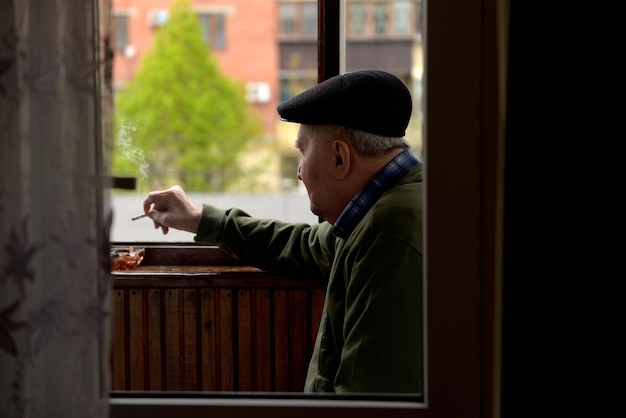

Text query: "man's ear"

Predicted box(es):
[333, 140, 351, 180]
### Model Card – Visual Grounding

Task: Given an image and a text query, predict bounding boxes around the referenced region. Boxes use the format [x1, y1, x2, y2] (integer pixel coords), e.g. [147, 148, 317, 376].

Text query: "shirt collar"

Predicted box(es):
[332, 149, 420, 240]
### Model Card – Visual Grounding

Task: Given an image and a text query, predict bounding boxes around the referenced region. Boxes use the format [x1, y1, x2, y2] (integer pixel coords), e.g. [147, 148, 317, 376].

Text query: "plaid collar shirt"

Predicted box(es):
[332, 149, 420, 240]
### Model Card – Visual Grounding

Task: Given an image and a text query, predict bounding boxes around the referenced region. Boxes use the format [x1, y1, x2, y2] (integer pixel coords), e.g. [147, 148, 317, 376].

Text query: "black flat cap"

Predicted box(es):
[277, 70, 412, 137]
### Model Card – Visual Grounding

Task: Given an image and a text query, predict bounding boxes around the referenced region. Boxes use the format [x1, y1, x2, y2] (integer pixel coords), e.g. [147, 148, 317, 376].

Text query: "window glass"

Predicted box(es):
[198, 13, 227, 50]
[215, 14, 226, 49]
[199, 13, 210, 44]
[302, 3, 318, 36]
[109, 0, 423, 397]
[109, 0, 423, 283]
[114, 15, 128, 52]
[373, 2, 388, 35]
[345, 0, 423, 158]
[111, 1, 321, 242]
[393, 0, 412, 35]
[279, 3, 296, 36]
[347, 2, 367, 36]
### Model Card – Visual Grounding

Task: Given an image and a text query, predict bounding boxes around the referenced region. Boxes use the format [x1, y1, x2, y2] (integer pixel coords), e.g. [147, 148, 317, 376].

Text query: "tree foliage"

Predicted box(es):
[113, 0, 262, 192]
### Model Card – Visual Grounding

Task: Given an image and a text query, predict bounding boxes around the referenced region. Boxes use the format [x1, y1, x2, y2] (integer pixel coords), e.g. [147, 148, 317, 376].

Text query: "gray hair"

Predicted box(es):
[308, 124, 410, 156]
[345, 127, 410, 157]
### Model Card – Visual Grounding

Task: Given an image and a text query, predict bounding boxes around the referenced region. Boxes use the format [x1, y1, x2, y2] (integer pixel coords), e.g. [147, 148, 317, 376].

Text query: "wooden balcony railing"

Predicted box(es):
[111, 245, 325, 393]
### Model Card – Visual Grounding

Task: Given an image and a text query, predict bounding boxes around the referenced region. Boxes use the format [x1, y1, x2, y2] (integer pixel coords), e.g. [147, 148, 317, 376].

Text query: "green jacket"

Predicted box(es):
[195, 163, 423, 394]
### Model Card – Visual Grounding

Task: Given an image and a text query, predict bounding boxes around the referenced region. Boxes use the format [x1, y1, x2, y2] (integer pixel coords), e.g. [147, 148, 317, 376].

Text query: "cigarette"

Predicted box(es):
[131, 213, 149, 221]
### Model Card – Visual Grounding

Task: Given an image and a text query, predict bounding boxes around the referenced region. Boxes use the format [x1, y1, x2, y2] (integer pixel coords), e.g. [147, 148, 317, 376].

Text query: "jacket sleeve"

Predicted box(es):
[194, 204, 335, 281]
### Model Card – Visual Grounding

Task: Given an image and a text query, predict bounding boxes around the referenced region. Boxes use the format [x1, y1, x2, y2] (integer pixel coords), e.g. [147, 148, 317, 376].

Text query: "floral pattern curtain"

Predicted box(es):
[0, 0, 114, 417]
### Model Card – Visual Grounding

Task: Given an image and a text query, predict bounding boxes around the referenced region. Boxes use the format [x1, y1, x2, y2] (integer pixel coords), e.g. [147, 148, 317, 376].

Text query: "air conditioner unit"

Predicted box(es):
[245, 82, 271, 104]
[147, 9, 169, 27]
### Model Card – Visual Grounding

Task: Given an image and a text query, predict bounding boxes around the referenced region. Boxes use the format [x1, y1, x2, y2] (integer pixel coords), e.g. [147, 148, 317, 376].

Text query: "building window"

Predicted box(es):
[114, 15, 128, 53]
[347, 0, 417, 38]
[393, 0, 412, 35]
[279, 3, 297, 36]
[373, 2, 388, 35]
[199, 13, 227, 50]
[279, 2, 317, 38]
[302, 3, 318, 36]
[347, 2, 367, 36]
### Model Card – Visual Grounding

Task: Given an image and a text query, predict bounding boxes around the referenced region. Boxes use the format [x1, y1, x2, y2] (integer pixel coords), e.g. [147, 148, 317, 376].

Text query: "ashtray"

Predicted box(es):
[111, 246, 145, 271]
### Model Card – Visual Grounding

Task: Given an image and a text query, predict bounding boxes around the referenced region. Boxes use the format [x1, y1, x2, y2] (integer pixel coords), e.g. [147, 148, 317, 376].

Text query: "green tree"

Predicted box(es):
[113, 0, 262, 192]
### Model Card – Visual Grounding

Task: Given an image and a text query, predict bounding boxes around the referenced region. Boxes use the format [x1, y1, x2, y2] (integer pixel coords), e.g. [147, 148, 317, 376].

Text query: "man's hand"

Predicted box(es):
[142, 185, 202, 235]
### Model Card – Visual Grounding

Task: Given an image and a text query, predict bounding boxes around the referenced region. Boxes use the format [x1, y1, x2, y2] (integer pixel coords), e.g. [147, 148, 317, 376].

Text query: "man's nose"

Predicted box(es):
[297, 163, 302, 181]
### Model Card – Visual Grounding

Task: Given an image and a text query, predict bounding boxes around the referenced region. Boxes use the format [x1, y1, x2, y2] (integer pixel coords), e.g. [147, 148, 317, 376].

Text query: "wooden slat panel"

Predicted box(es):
[111, 288, 127, 390]
[182, 289, 198, 390]
[290, 290, 309, 391]
[128, 289, 146, 390]
[112, 266, 326, 393]
[218, 288, 234, 390]
[237, 289, 253, 391]
[200, 288, 217, 391]
[146, 289, 163, 390]
[164, 289, 181, 390]
[273, 289, 289, 392]
[254, 289, 272, 391]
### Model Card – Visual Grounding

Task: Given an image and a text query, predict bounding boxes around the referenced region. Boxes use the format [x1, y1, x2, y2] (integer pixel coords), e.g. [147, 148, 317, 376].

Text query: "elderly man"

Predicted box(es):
[142, 70, 423, 394]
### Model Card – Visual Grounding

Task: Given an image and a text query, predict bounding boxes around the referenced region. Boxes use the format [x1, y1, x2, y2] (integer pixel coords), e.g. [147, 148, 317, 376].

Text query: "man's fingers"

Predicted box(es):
[152, 218, 169, 235]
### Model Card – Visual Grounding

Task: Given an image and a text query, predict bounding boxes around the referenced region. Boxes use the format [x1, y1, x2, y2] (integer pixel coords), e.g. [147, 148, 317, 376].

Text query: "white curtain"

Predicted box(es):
[0, 0, 113, 417]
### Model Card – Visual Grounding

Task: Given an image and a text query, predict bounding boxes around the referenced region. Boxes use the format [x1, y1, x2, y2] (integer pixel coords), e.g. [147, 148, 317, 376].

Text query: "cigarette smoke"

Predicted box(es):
[116, 121, 151, 210]
[116, 120, 150, 181]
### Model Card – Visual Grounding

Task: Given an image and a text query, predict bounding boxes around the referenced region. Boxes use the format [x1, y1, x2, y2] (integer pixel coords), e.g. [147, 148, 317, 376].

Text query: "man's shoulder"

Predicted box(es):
[354, 186, 422, 245]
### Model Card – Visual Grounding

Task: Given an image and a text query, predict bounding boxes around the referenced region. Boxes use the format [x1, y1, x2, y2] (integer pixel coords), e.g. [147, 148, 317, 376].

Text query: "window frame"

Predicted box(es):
[279, 1, 319, 39]
[345, 0, 417, 39]
[198, 11, 227, 51]
[109, 0, 503, 416]
[113, 14, 129, 53]
[195, 6, 234, 51]
[112, 7, 137, 54]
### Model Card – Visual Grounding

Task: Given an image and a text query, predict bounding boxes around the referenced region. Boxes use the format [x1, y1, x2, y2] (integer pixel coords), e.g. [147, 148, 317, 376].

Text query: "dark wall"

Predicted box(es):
[502, 1, 607, 417]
